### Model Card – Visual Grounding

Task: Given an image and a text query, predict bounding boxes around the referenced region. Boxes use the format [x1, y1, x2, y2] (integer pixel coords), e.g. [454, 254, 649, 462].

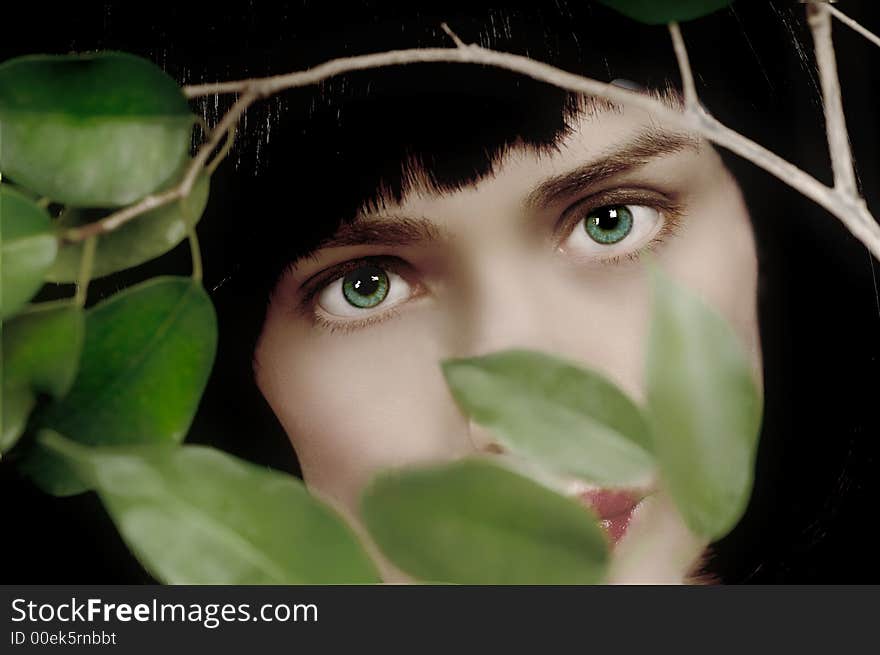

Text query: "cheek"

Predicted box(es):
[254, 310, 472, 511]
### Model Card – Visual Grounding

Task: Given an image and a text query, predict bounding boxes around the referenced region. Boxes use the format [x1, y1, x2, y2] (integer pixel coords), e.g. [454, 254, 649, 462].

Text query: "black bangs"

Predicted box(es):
[295, 67, 612, 217]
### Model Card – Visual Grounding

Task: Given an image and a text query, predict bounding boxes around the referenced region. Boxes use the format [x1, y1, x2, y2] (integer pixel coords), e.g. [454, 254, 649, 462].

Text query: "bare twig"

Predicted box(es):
[440, 22, 467, 49]
[207, 125, 237, 174]
[808, 2, 858, 197]
[827, 3, 880, 49]
[668, 22, 698, 111]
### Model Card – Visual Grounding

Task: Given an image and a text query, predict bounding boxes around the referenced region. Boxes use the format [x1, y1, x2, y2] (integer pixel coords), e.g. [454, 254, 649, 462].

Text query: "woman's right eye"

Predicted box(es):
[315, 264, 415, 319]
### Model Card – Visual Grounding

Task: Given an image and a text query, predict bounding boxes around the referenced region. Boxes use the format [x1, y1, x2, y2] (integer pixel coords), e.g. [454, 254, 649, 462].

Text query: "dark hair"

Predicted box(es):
[5, 0, 880, 583]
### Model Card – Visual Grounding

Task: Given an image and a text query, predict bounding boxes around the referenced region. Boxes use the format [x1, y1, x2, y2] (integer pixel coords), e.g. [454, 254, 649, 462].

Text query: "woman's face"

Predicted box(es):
[254, 98, 762, 583]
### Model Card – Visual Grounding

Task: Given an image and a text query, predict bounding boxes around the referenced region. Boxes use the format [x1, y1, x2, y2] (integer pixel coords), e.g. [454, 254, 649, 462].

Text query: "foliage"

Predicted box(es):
[0, 39, 761, 584]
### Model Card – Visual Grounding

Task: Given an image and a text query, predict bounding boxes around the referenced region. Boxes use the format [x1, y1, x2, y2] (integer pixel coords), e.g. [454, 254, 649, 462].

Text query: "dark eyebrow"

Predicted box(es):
[290, 216, 448, 270]
[524, 127, 701, 210]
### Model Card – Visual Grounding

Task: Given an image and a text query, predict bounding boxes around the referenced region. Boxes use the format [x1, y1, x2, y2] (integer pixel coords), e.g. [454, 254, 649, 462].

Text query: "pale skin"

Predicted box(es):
[254, 99, 762, 583]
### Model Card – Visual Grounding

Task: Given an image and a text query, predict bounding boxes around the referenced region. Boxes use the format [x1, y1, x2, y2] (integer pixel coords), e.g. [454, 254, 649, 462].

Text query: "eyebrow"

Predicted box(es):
[291, 216, 449, 269]
[523, 127, 701, 210]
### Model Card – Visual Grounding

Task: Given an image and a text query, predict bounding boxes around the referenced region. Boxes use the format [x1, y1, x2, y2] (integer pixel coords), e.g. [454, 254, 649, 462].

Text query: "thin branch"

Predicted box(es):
[808, 2, 858, 196]
[63, 186, 180, 243]
[668, 22, 698, 111]
[440, 22, 467, 49]
[181, 90, 256, 196]
[827, 3, 880, 49]
[207, 125, 237, 174]
[64, 16, 880, 262]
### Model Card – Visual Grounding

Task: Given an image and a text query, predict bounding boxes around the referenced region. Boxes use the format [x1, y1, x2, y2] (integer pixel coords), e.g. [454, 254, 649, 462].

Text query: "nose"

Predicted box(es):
[450, 247, 567, 357]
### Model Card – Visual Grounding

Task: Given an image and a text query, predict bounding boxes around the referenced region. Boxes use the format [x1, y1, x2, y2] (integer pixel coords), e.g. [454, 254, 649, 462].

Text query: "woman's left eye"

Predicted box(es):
[316, 264, 414, 318]
[558, 204, 663, 260]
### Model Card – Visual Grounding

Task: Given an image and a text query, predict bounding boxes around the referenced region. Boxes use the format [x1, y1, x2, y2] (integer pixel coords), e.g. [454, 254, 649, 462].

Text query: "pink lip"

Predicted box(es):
[578, 489, 646, 546]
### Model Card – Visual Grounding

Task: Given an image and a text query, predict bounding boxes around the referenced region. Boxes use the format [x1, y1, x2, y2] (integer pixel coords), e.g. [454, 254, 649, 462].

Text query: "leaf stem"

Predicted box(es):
[188, 225, 203, 282]
[73, 236, 96, 308]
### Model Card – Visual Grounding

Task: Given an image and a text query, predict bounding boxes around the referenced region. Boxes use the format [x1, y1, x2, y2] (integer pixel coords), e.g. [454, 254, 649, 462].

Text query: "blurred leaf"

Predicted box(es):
[361, 458, 609, 584]
[39, 431, 380, 584]
[0, 186, 57, 318]
[0, 52, 194, 206]
[1, 304, 84, 452]
[25, 276, 217, 495]
[597, 0, 732, 24]
[2, 387, 35, 454]
[442, 349, 654, 486]
[47, 172, 211, 282]
[646, 265, 762, 539]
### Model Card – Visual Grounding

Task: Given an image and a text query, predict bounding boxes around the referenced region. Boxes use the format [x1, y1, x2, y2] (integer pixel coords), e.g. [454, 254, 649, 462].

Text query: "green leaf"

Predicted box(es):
[0, 186, 57, 318]
[46, 173, 211, 282]
[361, 458, 610, 584]
[3, 304, 84, 393]
[442, 349, 655, 486]
[645, 265, 762, 539]
[597, 0, 732, 24]
[0, 52, 194, 207]
[39, 431, 381, 584]
[25, 276, 217, 495]
[1, 304, 84, 452]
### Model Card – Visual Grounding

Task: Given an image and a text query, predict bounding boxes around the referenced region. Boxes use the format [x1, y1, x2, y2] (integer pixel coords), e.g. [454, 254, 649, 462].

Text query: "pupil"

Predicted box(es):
[351, 270, 381, 296]
[595, 208, 620, 231]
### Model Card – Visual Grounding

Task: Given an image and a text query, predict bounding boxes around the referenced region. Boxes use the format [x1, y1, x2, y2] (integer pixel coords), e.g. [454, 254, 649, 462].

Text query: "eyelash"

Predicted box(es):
[313, 306, 403, 335]
[299, 190, 684, 333]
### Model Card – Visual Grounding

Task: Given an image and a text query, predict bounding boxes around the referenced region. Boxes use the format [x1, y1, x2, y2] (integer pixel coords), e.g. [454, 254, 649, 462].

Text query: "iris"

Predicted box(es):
[584, 206, 634, 245]
[342, 265, 390, 308]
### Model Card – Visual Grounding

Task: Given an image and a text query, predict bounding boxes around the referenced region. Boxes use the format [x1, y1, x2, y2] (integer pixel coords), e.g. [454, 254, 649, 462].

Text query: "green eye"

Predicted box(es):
[584, 205, 634, 245]
[342, 265, 390, 308]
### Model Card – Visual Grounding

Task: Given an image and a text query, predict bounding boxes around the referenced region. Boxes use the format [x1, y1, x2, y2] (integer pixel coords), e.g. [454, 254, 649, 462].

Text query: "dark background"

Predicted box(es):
[3, 0, 880, 583]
